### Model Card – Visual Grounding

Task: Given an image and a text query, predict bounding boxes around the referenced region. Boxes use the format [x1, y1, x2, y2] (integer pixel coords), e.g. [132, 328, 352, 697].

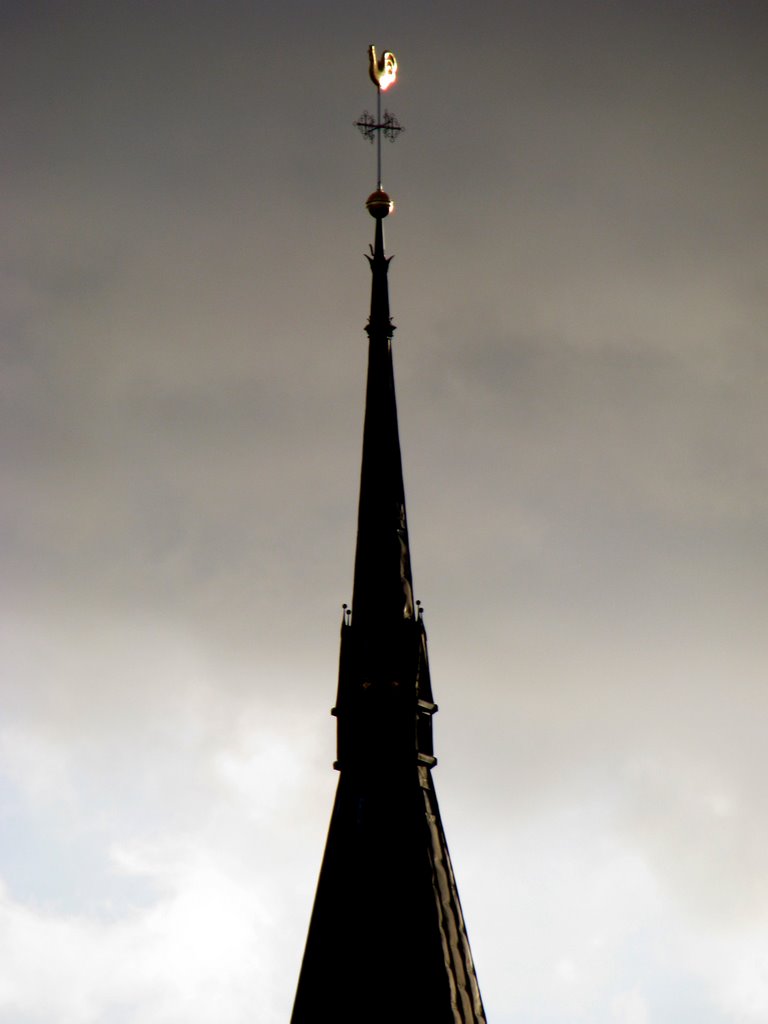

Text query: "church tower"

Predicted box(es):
[291, 47, 486, 1024]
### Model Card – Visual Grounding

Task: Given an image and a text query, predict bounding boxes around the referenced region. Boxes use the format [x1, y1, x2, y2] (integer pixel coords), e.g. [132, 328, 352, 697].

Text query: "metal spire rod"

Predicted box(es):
[377, 84, 382, 189]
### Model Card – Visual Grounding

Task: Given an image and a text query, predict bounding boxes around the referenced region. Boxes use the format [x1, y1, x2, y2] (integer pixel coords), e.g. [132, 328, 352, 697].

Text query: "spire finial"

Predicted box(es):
[355, 44, 404, 195]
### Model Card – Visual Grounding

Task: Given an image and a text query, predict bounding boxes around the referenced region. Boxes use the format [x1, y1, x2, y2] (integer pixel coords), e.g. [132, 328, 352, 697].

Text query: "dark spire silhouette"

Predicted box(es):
[351, 200, 413, 630]
[291, 49, 486, 1024]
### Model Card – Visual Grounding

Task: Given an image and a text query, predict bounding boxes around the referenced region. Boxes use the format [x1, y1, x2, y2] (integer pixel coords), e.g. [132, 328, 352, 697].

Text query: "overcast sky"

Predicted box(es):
[2, 2, 767, 1022]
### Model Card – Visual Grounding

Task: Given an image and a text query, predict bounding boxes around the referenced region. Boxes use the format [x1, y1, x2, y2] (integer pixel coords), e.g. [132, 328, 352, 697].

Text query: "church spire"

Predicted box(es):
[290, 49, 486, 1024]
[351, 193, 414, 631]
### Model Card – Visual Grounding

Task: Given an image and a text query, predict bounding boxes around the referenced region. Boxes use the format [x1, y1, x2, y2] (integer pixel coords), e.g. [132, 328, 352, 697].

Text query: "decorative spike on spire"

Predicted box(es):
[291, 49, 486, 1024]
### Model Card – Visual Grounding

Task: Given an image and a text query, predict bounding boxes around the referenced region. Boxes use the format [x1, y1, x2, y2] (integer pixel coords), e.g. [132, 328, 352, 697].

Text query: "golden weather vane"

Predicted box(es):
[355, 43, 403, 191]
[368, 45, 397, 91]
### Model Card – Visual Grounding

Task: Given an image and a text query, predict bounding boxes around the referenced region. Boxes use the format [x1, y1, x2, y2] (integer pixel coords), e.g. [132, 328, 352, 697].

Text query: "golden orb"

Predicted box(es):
[365, 188, 393, 218]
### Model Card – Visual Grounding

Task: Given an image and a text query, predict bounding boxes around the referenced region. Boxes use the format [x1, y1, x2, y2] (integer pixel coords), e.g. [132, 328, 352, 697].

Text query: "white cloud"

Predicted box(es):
[0, 843, 279, 1024]
[611, 989, 649, 1024]
[0, 726, 74, 809]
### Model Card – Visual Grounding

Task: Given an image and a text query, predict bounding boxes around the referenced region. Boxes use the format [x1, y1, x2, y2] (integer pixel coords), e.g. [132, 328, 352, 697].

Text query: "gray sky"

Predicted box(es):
[2, 2, 767, 1022]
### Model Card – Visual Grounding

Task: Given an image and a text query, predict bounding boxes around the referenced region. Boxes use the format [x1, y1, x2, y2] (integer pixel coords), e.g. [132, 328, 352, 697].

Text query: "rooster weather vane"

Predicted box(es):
[355, 44, 403, 191]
